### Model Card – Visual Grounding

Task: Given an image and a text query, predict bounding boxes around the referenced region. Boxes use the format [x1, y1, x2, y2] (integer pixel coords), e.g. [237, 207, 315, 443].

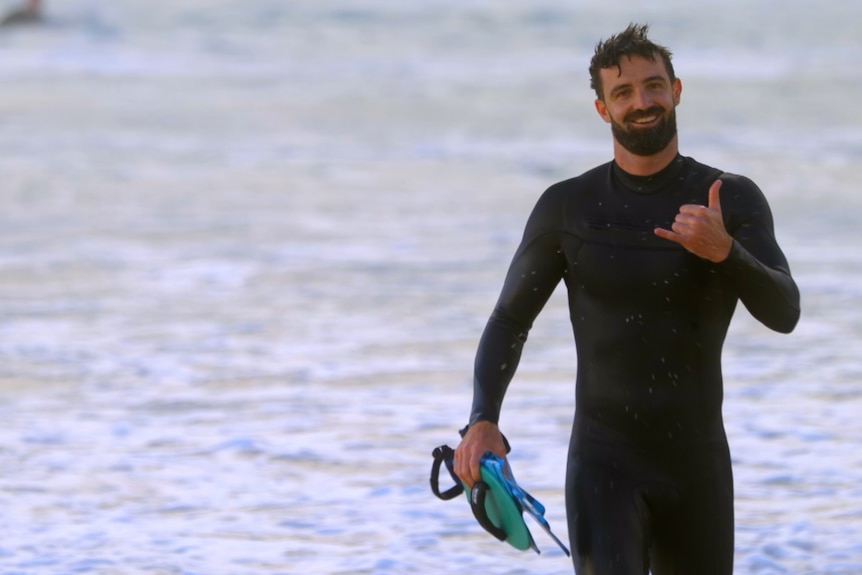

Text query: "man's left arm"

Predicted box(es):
[714, 175, 800, 333]
[654, 176, 800, 333]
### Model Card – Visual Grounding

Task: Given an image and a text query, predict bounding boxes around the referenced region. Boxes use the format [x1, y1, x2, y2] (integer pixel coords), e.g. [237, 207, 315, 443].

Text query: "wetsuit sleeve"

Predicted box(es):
[717, 175, 800, 333]
[468, 186, 568, 426]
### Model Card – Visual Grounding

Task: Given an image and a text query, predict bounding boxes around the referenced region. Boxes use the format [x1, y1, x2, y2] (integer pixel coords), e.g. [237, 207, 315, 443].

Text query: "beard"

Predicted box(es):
[610, 105, 678, 156]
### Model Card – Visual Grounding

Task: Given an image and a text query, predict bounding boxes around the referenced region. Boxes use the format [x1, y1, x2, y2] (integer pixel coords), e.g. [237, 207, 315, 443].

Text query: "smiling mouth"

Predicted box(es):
[630, 116, 658, 126]
[626, 107, 665, 127]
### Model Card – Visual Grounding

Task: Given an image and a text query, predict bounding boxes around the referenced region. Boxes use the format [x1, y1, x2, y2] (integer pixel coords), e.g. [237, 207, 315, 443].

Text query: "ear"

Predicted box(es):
[672, 78, 682, 106]
[594, 99, 612, 124]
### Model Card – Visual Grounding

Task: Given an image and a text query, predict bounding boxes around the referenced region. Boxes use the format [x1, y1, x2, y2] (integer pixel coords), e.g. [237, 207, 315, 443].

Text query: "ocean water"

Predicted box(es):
[0, 1, 860, 573]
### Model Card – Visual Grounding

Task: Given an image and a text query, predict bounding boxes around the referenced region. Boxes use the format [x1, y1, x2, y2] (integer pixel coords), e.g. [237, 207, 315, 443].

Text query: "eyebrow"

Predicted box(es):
[642, 75, 669, 86]
[608, 75, 669, 98]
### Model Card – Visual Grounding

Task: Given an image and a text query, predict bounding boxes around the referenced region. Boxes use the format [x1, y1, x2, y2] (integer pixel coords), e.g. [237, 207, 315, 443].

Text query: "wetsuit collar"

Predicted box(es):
[612, 154, 685, 195]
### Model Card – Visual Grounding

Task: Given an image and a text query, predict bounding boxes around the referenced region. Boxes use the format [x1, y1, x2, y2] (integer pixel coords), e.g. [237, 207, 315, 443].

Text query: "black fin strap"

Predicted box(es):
[469, 481, 507, 541]
[430, 445, 464, 501]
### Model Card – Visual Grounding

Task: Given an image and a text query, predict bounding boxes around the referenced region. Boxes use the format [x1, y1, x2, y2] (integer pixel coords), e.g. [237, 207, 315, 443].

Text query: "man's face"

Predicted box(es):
[595, 55, 682, 156]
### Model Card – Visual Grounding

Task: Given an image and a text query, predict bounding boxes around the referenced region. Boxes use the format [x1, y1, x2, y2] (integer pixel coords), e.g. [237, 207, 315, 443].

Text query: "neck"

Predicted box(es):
[612, 136, 679, 176]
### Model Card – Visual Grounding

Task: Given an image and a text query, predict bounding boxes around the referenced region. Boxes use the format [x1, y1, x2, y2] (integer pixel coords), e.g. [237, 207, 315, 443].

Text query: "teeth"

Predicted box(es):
[633, 116, 657, 124]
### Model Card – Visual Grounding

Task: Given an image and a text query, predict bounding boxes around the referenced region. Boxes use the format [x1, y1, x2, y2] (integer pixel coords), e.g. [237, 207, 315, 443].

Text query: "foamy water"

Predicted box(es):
[0, 1, 860, 574]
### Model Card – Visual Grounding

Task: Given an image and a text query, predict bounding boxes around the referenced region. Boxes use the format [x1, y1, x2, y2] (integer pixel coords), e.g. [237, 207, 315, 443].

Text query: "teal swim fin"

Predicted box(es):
[430, 444, 570, 557]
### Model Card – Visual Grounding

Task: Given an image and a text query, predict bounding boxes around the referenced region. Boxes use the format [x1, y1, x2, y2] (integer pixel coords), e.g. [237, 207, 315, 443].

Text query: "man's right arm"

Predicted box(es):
[453, 184, 568, 486]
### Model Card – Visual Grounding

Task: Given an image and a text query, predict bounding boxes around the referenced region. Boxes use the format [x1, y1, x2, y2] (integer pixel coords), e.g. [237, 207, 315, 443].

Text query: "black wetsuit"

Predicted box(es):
[468, 155, 800, 575]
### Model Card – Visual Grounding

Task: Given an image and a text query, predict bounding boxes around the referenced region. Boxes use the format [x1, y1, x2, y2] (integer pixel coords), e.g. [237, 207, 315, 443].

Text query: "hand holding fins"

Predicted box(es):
[430, 443, 570, 557]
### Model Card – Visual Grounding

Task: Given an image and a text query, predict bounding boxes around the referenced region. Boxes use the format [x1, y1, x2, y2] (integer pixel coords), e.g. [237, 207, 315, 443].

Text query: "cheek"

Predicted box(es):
[606, 106, 628, 125]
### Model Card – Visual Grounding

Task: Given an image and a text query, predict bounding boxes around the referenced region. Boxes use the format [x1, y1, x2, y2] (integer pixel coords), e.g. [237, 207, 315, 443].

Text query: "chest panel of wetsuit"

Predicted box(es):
[558, 159, 732, 442]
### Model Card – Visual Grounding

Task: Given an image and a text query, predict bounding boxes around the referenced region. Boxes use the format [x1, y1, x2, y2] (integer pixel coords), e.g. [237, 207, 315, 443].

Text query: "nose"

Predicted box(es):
[632, 87, 652, 110]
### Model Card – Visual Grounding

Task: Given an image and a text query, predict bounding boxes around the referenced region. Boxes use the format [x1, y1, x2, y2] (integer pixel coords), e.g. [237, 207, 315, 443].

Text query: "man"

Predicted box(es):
[453, 23, 800, 575]
[1, 0, 42, 26]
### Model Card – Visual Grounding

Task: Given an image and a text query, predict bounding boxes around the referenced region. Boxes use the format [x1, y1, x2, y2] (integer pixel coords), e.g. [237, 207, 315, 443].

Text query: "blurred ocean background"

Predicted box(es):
[0, 0, 860, 573]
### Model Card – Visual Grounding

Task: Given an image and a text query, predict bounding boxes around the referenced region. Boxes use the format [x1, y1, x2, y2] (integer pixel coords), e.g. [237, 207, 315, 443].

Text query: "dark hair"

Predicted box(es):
[589, 23, 675, 100]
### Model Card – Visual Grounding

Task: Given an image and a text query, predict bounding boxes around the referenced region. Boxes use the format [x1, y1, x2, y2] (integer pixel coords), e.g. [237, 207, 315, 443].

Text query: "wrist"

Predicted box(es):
[712, 237, 735, 263]
[459, 421, 511, 453]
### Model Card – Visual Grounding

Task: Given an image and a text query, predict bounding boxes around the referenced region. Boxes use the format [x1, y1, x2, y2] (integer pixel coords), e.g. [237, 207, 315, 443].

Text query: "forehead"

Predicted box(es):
[599, 55, 671, 89]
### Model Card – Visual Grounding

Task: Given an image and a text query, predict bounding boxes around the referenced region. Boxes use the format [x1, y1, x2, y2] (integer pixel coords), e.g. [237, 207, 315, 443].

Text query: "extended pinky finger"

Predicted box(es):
[654, 227, 677, 241]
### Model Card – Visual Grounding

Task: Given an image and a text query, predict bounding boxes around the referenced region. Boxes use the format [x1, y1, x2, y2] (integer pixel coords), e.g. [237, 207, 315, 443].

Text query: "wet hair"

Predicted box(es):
[589, 23, 675, 100]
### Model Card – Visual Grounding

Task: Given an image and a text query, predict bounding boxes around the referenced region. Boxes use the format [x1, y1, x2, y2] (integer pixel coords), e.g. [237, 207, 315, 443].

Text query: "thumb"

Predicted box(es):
[708, 179, 722, 212]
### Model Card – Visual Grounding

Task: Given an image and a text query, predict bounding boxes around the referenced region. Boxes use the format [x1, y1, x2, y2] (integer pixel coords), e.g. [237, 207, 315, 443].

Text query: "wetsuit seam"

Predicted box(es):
[557, 229, 683, 252]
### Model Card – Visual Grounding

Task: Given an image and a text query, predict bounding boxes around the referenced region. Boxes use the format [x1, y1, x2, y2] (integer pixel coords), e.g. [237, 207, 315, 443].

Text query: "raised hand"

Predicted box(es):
[654, 179, 732, 262]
